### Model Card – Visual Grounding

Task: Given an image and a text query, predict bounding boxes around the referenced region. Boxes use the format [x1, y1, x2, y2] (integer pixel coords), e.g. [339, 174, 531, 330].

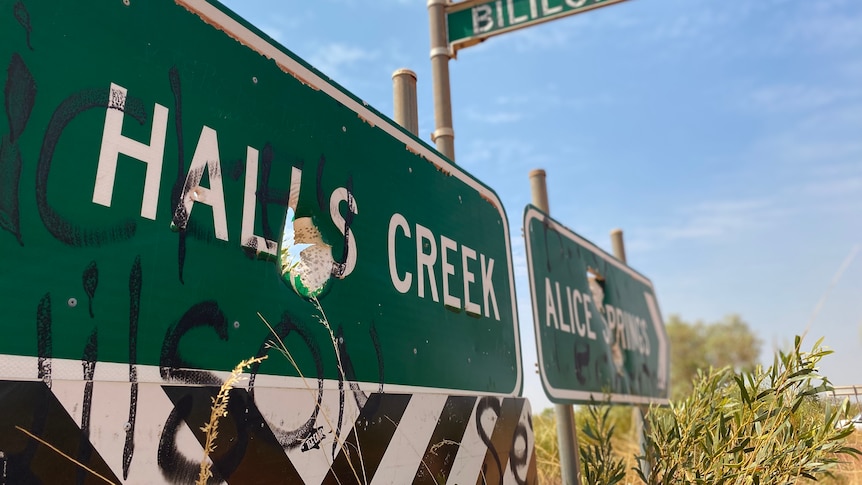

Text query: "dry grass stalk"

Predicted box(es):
[15, 426, 117, 485]
[197, 355, 267, 485]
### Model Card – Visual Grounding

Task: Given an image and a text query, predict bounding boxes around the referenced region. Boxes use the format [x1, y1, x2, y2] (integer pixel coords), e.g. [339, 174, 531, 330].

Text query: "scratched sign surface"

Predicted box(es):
[524, 205, 669, 405]
[0, 0, 529, 482]
[0, 0, 522, 392]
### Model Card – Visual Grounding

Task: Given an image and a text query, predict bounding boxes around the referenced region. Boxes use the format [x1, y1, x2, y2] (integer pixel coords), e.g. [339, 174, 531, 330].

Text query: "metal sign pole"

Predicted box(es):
[427, 0, 456, 161]
[392, 68, 419, 136]
[530, 169, 581, 485]
[610, 228, 651, 479]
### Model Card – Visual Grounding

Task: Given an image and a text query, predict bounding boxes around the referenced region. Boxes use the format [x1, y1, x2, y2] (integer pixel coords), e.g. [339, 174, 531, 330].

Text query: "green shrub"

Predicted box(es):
[636, 336, 861, 484]
[580, 403, 627, 485]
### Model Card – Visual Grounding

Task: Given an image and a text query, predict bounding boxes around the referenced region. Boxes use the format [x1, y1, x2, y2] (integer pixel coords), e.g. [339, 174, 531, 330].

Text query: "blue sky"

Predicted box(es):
[220, 0, 862, 411]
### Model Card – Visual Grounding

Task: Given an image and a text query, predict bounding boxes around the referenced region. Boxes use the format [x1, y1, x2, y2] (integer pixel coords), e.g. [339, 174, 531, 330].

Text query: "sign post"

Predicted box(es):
[524, 205, 670, 405]
[428, 0, 631, 161]
[528, 169, 581, 485]
[428, 0, 457, 160]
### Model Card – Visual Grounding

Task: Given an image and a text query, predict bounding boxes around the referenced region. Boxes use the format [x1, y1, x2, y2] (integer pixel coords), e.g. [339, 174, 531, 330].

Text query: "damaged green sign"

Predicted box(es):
[0, 0, 522, 395]
[523, 205, 669, 404]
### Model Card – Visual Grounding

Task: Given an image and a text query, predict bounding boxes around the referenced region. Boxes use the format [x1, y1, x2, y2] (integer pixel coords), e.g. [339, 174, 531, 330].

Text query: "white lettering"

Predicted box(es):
[544, 278, 558, 329]
[175, 126, 228, 241]
[529, 0, 539, 18]
[481, 255, 499, 320]
[583, 294, 596, 340]
[386, 213, 500, 319]
[472, 4, 494, 33]
[603, 303, 615, 345]
[416, 223, 439, 302]
[641, 317, 650, 356]
[387, 213, 412, 294]
[507, 0, 528, 24]
[496, 0, 505, 26]
[462, 244, 481, 315]
[440, 235, 460, 309]
[94, 83, 168, 220]
[565, 0, 587, 8]
[329, 187, 359, 279]
[570, 288, 585, 336]
[541, 0, 564, 15]
[288, 166, 302, 213]
[555, 282, 571, 333]
[614, 306, 627, 349]
[240, 147, 277, 257]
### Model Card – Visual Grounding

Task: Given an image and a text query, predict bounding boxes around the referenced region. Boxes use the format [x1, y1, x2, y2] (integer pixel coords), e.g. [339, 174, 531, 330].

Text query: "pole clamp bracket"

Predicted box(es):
[431, 127, 455, 142]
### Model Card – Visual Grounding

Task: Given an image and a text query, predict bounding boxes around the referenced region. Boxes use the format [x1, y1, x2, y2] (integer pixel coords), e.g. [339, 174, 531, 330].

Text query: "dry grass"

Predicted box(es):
[197, 355, 267, 485]
[533, 412, 862, 484]
[821, 430, 862, 485]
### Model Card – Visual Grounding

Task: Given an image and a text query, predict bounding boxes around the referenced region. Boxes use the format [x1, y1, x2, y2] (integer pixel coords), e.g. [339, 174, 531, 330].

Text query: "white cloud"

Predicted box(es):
[309, 43, 378, 79]
[780, 9, 862, 52]
[802, 177, 862, 197]
[459, 137, 547, 169]
[626, 197, 784, 253]
[510, 235, 528, 280]
[465, 108, 523, 124]
[746, 85, 862, 114]
[260, 26, 284, 42]
[511, 24, 572, 52]
[649, 9, 732, 42]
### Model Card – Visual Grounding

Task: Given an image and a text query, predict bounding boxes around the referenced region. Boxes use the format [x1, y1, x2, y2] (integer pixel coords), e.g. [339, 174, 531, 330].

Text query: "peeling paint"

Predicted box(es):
[175, 0, 321, 91]
[433, 163, 452, 177]
[357, 112, 375, 128]
[480, 193, 499, 209]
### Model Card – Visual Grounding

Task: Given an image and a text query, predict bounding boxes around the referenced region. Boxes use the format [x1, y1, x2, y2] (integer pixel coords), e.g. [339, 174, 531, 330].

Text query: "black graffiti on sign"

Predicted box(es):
[475, 397, 535, 485]
[476, 397, 504, 485]
[574, 342, 590, 385]
[157, 394, 224, 485]
[37, 87, 141, 247]
[0, 52, 35, 246]
[76, 328, 97, 485]
[301, 426, 326, 452]
[331, 178, 356, 279]
[248, 312, 325, 450]
[82, 260, 98, 318]
[124, 256, 142, 479]
[256, 142, 289, 245]
[168, 66, 190, 284]
[329, 322, 384, 458]
[36, 293, 51, 388]
[158, 384, 307, 483]
[509, 412, 532, 485]
[12, 2, 32, 51]
[160, 301, 229, 385]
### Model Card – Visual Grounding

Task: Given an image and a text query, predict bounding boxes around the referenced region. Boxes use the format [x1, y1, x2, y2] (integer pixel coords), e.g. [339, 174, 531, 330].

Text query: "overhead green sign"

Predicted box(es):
[0, 0, 522, 395]
[523, 205, 669, 405]
[447, 0, 629, 53]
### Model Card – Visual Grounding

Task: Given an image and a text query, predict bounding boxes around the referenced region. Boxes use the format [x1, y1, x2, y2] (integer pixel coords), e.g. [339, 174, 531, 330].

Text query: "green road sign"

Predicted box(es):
[447, 0, 628, 53]
[523, 205, 669, 404]
[0, 0, 522, 395]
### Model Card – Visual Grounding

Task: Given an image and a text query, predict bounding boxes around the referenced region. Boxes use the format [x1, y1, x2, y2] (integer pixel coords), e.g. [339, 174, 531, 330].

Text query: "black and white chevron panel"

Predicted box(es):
[0, 380, 537, 484]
